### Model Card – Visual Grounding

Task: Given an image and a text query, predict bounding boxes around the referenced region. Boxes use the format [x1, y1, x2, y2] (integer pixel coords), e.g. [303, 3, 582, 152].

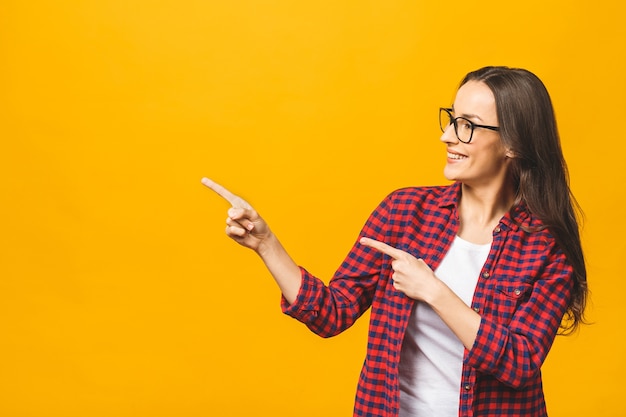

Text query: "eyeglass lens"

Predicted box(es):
[439, 108, 473, 143]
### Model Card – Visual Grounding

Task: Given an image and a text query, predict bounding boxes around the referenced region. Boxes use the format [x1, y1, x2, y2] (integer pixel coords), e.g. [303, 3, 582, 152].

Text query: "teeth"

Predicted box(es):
[448, 152, 467, 160]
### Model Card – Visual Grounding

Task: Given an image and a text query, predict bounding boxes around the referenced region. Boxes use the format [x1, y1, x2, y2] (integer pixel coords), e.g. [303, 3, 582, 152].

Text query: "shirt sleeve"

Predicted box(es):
[280, 192, 393, 338]
[465, 241, 574, 389]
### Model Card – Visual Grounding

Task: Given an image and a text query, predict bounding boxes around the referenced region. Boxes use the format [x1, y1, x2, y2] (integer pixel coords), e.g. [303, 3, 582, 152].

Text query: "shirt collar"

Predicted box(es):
[437, 182, 533, 232]
[438, 181, 461, 208]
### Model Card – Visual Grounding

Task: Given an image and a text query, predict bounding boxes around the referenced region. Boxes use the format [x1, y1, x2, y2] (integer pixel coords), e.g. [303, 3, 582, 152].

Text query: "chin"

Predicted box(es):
[443, 167, 460, 182]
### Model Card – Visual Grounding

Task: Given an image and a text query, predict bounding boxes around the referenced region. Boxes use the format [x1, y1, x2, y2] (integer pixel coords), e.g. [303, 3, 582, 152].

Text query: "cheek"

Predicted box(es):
[481, 153, 509, 175]
[481, 141, 508, 163]
[470, 145, 508, 173]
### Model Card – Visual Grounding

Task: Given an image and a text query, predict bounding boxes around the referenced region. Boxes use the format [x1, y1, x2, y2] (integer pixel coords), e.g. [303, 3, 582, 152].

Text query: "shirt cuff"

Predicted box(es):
[280, 267, 322, 321]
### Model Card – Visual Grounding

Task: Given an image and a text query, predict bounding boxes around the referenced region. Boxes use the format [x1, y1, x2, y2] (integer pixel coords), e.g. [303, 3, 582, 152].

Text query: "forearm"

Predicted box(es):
[428, 280, 481, 350]
[257, 232, 302, 304]
[465, 281, 570, 388]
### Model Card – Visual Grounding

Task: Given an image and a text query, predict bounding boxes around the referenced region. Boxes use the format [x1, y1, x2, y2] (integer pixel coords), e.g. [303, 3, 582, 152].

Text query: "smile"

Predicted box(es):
[447, 152, 467, 160]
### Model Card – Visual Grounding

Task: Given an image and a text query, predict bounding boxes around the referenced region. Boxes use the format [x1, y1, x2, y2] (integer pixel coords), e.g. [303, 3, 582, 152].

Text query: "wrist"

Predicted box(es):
[427, 277, 452, 309]
[255, 230, 279, 259]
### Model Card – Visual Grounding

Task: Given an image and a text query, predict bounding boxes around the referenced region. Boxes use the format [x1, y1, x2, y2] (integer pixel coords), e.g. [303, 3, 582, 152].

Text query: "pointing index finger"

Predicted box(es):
[201, 177, 251, 209]
[359, 237, 403, 259]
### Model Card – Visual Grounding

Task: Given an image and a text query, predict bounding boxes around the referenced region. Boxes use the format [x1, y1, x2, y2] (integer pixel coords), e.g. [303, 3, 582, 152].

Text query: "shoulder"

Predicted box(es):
[506, 205, 570, 268]
[368, 183, 458, 226]
[508, 203, 558, 246]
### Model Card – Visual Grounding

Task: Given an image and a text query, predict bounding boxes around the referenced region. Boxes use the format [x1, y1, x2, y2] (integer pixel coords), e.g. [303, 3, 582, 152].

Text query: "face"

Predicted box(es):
[440, 80, 511, 188]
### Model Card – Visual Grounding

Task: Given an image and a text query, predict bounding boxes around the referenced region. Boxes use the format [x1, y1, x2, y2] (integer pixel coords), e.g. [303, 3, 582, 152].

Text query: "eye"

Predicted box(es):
[458, 119, 473, 131]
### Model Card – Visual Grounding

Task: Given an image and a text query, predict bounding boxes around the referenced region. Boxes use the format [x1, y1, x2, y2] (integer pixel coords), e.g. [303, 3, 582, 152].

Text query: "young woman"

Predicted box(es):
[202, 66, 588, 417]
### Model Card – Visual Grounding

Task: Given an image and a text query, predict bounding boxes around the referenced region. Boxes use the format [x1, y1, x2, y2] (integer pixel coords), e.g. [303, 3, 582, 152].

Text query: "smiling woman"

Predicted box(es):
[203, 66, 588, 417]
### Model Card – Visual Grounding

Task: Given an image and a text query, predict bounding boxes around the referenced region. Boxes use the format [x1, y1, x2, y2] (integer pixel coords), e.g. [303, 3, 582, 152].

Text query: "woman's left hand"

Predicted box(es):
[359, 237, 440, 302]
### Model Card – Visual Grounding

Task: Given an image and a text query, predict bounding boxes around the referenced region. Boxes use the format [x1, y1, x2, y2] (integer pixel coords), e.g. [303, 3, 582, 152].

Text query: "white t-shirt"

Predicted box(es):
[399, 235, 490, 417]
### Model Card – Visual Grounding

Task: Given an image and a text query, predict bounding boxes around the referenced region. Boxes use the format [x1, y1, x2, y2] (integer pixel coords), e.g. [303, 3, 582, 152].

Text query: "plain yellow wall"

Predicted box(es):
[1, 1, 624, 416]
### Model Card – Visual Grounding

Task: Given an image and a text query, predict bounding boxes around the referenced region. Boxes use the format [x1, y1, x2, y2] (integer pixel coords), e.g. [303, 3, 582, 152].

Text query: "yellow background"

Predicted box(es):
[1, 1, 624, 416]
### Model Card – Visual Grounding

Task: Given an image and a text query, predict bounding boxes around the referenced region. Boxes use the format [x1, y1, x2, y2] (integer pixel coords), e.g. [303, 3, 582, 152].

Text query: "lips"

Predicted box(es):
[447, 151, 467, 160]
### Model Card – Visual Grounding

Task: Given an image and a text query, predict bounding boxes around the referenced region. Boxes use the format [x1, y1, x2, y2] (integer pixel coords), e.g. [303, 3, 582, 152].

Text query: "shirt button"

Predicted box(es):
[464, 384, 471, 391]
[514, 289, 522, 296]
[473, 307, 480, 313]
[482, 271, 490, 278]
[494, 226, 501, 233]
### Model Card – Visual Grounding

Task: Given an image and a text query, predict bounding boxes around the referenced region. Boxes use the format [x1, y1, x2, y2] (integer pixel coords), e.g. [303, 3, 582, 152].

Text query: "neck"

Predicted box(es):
[456, 182, 516, 244]
[459, 182, 515, 225]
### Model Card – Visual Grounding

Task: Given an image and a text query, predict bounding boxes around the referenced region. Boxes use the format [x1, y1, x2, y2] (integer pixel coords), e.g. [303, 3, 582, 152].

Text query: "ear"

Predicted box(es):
[505, 149, 515, 159]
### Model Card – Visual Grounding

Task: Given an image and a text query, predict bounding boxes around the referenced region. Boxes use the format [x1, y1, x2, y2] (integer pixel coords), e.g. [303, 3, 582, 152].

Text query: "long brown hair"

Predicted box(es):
[461, 66, 588, 334]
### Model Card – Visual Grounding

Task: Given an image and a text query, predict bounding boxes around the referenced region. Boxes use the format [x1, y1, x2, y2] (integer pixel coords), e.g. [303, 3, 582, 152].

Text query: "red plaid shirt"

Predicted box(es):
[282, 182, 574, 417]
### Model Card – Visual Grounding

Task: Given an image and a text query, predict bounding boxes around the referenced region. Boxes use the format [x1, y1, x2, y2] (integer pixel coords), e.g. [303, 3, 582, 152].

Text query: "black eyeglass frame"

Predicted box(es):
[439, 107, 499, 144]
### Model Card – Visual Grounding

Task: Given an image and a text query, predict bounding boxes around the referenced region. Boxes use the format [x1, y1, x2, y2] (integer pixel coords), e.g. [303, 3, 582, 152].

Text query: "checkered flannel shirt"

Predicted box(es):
[282, 182, 574, 417]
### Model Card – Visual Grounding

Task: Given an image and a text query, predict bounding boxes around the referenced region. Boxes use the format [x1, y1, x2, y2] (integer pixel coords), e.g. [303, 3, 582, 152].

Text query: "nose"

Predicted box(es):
[440, 124, 459, 145]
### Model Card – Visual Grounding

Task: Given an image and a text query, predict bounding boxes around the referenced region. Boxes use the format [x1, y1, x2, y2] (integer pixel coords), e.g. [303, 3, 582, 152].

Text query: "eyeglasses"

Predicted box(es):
[439, 107, 499, 143]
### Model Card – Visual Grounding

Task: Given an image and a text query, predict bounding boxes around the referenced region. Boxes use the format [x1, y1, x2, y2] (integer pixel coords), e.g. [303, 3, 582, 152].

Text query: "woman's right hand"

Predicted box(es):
[201, 177, 302, 303]
[201, 177, 272, 252]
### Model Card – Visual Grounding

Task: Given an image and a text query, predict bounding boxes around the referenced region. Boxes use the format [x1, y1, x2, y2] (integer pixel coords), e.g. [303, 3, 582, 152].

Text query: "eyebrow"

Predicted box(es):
[451, 106, 485, 122]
